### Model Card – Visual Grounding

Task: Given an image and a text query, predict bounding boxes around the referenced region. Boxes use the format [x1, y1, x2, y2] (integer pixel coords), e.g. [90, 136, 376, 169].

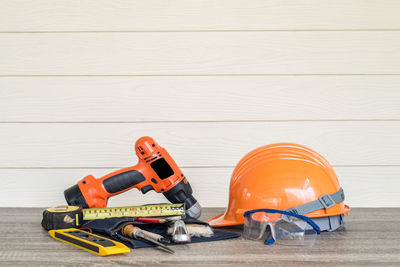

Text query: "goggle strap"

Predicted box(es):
[285, 188, 345, 216]
[264, 232, 274, 245]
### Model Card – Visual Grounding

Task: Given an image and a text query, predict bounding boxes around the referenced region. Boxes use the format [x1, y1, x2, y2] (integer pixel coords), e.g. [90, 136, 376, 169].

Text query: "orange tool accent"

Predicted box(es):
[64, 136, 201, 218]
[208, 143, 350, 227]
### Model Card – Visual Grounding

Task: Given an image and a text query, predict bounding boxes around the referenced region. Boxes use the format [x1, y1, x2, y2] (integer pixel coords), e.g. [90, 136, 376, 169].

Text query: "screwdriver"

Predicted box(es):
[121, 225, 174, 254]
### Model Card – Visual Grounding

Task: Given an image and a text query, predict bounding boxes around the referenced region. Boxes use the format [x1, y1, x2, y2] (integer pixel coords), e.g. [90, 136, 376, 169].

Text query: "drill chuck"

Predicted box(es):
[163, 179, 201, 218]
[185, 201, 202, 219]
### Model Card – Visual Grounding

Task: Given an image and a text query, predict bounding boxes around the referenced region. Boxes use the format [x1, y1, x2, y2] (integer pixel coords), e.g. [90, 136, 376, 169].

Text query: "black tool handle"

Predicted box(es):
[102, 170, 147, 194]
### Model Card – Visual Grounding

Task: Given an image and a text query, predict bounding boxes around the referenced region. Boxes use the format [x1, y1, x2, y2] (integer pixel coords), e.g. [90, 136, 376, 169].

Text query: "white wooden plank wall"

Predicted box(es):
[0, 1, 399, 208]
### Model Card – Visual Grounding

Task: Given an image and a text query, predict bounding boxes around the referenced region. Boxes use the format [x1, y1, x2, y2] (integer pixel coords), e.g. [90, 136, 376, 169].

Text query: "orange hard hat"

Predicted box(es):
[208, 143, 350, 230]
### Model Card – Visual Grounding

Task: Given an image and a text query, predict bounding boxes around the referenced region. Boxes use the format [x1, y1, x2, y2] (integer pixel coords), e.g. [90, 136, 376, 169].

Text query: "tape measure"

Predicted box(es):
[42, 203, 185, 230]
[42, 205, 83, 230]
[83, 203, 185, 220]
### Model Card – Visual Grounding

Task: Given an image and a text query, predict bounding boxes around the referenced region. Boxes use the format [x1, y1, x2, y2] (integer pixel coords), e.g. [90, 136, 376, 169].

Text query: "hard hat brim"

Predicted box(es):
[207, 213, 239, 227]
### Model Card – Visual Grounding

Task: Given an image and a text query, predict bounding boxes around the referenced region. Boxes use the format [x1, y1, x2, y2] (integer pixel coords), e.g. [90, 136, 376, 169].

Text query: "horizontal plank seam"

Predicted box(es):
[2, 29, 400, 34]
[2, 74, 400, 78]
[0, 165, 399, 170]
[0, 120, 399, 124]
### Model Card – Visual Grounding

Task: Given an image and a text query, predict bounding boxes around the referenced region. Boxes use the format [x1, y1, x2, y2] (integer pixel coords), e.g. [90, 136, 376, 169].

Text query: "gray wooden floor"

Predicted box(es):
[0, 208, 399, 266]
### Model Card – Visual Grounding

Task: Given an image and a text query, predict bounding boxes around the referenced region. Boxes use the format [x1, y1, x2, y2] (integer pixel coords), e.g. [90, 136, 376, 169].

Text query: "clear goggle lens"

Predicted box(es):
[243, 209, 320, 246]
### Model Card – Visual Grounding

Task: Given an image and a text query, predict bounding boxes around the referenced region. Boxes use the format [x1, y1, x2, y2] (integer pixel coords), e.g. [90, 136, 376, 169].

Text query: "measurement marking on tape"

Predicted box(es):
[82, 204, 185, 220]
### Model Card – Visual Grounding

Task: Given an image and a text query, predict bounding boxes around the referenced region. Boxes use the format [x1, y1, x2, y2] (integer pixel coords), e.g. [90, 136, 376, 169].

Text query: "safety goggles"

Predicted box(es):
[243, 209, 321, 246]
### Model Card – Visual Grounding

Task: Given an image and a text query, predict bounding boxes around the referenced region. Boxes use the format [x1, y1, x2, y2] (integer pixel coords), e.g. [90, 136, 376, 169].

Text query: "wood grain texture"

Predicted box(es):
[0, 121, 399, 167]
[1, 1, 400, 31]
[1, 76, 400, 122]
[0, 167, 399, 208]
[0, 208, 399, 266]
[1, 32, 400, 75]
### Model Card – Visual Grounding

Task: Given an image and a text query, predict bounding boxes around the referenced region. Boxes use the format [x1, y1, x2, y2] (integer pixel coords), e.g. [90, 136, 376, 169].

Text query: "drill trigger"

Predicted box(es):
[141, 185, 154, 194]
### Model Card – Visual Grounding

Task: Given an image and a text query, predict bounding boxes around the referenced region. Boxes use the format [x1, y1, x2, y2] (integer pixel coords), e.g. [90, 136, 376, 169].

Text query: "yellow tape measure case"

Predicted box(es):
[42, 206, 83, 230]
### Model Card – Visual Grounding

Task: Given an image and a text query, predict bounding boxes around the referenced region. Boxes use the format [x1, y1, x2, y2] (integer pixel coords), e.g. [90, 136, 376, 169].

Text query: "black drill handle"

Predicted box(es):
[102, 170, 147, 194]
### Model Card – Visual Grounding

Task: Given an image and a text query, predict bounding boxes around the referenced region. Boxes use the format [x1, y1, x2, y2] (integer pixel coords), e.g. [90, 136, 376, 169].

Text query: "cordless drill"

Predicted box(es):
[64, 136, 201, 218]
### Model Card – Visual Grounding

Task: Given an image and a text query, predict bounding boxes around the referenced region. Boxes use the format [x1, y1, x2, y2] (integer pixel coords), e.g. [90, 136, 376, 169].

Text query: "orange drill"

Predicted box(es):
[64, 136, 201, 218]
